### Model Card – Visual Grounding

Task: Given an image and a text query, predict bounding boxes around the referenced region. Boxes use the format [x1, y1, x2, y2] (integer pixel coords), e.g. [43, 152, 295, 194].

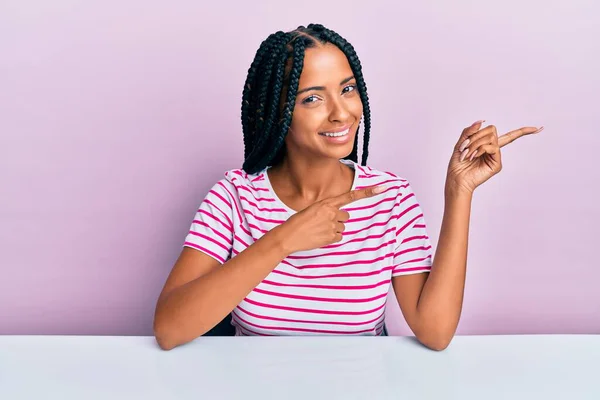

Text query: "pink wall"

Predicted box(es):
[1, 1, 598, 335]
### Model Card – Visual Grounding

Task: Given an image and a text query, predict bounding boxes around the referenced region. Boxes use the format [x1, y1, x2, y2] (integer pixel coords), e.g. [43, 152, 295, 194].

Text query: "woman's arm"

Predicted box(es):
[392, 187, 472, 351]
[153, 228, 288, 350]
[392, 121, 541, 350]
[153, 186, 382, 350]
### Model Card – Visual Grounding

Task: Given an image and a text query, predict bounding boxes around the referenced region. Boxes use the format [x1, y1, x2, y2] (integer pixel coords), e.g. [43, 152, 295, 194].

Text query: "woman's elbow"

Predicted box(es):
[155, 337, 177, 351]
[154, 327, 177, 351]
[153, 311, 180, 351]
[153, 312, 208, 350]
[417, 331, 454, 351]
[427, 339, 451, 351]
[154, 324, 176, 351]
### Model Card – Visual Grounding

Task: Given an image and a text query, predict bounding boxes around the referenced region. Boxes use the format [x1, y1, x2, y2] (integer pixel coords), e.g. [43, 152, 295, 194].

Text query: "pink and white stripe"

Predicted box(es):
[184, 159, 433, 336]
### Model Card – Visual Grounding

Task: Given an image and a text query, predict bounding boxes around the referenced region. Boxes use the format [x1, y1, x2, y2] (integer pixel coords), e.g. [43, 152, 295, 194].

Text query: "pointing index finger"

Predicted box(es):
[498, 126, 544, 148]
[329, 185, 386, 208]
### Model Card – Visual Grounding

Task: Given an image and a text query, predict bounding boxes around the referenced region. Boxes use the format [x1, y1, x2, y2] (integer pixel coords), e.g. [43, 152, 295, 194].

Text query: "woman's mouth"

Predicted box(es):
[319, 127, 350, 138]
[318, 126, 352, 144]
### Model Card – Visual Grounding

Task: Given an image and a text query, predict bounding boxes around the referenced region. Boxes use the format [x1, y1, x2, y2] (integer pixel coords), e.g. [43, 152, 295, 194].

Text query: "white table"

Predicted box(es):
[1, 334, 599, 399]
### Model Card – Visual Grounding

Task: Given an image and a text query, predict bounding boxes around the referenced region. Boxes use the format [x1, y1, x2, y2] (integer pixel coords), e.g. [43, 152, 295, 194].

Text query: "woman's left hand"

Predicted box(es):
[445, 120, 544, 196]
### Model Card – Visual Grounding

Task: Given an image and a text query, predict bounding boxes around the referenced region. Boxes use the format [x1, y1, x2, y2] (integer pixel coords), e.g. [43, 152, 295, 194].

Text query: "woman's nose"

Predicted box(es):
[328, 99, 350, 122]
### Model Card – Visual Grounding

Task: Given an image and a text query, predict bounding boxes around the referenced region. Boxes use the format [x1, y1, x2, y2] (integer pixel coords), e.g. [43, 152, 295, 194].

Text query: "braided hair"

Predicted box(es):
[241, 24, 372, 174]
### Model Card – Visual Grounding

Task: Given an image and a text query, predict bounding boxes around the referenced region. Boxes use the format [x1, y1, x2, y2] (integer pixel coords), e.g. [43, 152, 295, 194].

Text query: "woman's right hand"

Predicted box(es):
[273, 185, 386, 255]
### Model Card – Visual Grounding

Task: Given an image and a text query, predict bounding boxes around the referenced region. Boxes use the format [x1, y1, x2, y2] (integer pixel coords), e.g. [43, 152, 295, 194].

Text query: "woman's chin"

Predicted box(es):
[322, 142, 356, 160]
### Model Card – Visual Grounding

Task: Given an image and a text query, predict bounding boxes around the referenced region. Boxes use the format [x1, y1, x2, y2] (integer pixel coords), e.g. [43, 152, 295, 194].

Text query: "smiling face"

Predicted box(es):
[283, 43, 363, 163]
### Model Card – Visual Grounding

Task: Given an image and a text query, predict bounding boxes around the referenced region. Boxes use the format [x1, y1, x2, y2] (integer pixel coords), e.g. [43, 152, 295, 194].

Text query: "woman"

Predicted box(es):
[153, 24, 542, 350]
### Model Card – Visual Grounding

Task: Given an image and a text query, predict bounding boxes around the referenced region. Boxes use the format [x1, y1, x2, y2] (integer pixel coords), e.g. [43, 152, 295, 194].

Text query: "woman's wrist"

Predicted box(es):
[444, 180, 474, 201]
[263, 224, 294, 258]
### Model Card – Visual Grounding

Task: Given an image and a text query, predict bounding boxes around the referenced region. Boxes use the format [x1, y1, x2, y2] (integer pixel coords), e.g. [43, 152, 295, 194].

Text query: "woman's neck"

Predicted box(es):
[268, 157, 354, 204]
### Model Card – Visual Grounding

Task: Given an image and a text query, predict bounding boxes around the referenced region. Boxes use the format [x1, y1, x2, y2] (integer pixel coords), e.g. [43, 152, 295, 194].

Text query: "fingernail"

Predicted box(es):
[469, 150, 478, 161]
[373, 186, 386, 194]
[460, 148, 469, 162]
[459, 139, 470, 152]
[472, 119, 486, 126]
[534, 126, 544, 133]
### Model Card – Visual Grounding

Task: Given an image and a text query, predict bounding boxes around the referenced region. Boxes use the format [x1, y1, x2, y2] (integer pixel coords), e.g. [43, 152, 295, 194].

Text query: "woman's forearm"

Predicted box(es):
[154, 227, 289, 349]
[416, 187, 473, 347]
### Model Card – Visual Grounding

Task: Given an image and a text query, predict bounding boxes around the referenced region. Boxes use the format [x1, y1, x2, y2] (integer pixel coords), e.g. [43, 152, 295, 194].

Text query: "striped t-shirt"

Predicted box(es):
[183, 159, 433, 336]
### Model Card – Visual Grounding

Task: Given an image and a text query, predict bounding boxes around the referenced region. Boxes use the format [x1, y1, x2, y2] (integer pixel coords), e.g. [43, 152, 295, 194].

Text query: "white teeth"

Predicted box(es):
[321, 128, 350, 137]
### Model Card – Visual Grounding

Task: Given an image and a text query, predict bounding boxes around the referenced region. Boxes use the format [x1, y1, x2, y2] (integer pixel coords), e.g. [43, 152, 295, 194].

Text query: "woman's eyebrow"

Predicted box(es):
[296, 75, 355, 95]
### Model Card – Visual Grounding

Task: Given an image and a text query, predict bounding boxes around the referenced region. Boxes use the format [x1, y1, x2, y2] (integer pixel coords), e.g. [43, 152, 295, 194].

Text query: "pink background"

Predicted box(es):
[1, 1, 598, 336]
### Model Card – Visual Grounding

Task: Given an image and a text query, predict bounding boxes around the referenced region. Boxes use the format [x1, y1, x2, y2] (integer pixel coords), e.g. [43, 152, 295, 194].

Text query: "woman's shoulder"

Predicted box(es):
[203, 167, 267, 200]
[350, 161, 411, 192]
[223, 167, 265, 185]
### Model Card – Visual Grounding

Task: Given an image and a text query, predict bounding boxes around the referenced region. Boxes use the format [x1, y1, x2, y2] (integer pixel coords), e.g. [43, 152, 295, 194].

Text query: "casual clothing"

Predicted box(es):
[183, 159, 433, 336]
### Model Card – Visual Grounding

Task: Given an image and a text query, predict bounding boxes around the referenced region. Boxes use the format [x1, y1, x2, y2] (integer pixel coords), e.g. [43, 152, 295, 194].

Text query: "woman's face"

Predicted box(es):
[284, 43, 363, 162]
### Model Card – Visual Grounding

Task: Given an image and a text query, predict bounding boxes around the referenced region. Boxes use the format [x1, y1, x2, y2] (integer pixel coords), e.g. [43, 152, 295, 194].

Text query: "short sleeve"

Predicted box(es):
[392, 182, 433, 277]
[183, 179, 235, 264]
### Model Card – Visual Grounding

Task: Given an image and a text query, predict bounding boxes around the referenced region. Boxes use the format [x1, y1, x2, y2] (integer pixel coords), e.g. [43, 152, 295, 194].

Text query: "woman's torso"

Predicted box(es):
[184, 159, 432, 336]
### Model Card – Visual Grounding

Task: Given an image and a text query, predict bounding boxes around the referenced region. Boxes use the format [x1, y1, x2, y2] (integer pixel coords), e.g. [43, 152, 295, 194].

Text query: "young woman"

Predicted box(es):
[153, 24, 543, 350]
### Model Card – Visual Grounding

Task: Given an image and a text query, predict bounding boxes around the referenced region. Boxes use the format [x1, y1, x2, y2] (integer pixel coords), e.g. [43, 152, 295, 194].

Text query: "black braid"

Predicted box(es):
[241, 25, 372, 173]
[241, 31, 286, 161]
[268, 36, 306, 167]
[244, 33, 289, 166]
[258, 38, 290, 164]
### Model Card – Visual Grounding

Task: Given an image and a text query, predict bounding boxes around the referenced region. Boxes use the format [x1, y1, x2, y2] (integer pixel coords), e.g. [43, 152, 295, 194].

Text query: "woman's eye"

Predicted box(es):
[301, 86, 355, 105]
[302, 95, 318, 104]
[342, 84, 356, 94]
